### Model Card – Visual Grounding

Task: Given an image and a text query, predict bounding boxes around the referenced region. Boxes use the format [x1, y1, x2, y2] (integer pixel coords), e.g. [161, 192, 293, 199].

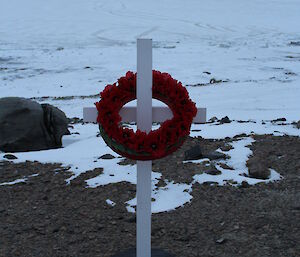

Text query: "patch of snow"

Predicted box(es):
[183, 158, 210, 164]
[221, 137, 254, 173]
[0, 124, 193, 213]
[193, 137, 282, 186]
[191, 121, 300, 139]
[0, 173, 39, 186]
[29, 173, 39, 177]
[0, 127, 284, 212]
[126, 181, 192, 213]
[268, 168, 282, 182]
[0, 178, 27, 186]
[106, 199, 116, 206]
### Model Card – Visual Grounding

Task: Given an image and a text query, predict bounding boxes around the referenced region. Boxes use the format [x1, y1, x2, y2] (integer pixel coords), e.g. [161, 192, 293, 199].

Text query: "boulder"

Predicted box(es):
[0, 97, 69, 152]
[41, 103, 70, 146]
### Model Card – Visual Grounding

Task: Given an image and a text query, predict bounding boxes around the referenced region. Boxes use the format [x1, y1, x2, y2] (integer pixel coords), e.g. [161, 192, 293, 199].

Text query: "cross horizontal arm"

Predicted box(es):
[83, 106, 206, 123]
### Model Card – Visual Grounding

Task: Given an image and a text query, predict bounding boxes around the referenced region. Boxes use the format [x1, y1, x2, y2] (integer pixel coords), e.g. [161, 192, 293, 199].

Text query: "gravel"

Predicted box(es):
[0, 134, 299, 257]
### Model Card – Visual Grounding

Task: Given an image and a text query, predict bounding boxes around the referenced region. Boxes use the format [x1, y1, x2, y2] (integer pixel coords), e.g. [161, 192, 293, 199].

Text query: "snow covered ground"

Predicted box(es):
[1, 0, 300, 212]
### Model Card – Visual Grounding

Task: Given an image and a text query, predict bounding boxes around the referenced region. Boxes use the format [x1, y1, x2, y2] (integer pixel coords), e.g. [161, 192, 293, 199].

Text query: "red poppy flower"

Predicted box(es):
[96, 70, 197, 160]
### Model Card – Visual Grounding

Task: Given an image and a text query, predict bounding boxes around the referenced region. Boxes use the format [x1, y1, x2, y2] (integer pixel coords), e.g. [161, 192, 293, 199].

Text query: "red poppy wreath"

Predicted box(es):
[96, 70, 197, 160]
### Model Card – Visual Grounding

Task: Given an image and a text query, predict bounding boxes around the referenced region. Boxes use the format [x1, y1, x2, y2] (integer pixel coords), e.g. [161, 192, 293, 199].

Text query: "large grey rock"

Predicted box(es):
[0, 97, 70, 152]
[41, 103, 70, 146]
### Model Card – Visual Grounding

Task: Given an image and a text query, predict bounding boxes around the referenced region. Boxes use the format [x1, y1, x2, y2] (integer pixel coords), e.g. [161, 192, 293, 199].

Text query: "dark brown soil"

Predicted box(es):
[0, 135, 299, 257]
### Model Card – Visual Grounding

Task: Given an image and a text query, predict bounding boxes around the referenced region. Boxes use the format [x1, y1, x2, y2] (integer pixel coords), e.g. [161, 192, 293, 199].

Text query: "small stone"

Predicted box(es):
[220, 144, 233, 152]
[233, 133, 247, 138]
[99, 154, 115, 160]
[234, 224, 240, 230]
[203, 181, 218, 186]
[210, 78, 222, 84]
[240, 181, 250, 188]
[89, 235, 95, 240]
[216, 238, 226, 244]
[218, 163, 234, 170]
[220, 116, 231, 124]
[97, 224, 105, 230]
[52, 227, 60, 233]
[249, 168, 270, 179]
[208, 116, 218, 123]
[205, 164, 221, 175]
[118, 158, 136, 166]
[184, 145, 203, 161]
[271, 117, 286, 123]
[225, 179, 237, 185]
[247, 155, 270, 179]
[178, 234, 190, 241]
[289, 41, 300, 46]
[237, 120, 251, 123]
[203, 151, 227, 160]
[3, 154, 18, 160]
[125, 216, 136, 223]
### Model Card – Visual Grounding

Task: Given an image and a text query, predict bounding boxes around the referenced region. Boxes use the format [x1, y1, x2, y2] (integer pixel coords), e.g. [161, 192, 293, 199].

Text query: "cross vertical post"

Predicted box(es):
[83, 38, 207, 257]
[136, 39, 152, 257]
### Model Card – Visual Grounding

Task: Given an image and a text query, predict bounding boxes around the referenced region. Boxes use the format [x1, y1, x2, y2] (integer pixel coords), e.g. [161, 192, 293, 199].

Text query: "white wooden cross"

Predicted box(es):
[83, 39, 206, 257]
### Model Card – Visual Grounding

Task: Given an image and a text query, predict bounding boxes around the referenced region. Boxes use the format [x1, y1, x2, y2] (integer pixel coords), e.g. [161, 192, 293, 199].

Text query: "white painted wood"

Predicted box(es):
[194, 107, 207, 124]
[83, 107, 98, 122]
[137, 39, 152, 133]
[82, 39, 207, 257]
[83, 106, 207, 123]
[136, 39, 152, 257]
[136, 160, 152, 257]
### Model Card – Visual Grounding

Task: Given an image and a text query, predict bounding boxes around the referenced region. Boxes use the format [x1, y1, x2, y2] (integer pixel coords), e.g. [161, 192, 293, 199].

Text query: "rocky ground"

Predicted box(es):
[0, 134, 299, 257]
